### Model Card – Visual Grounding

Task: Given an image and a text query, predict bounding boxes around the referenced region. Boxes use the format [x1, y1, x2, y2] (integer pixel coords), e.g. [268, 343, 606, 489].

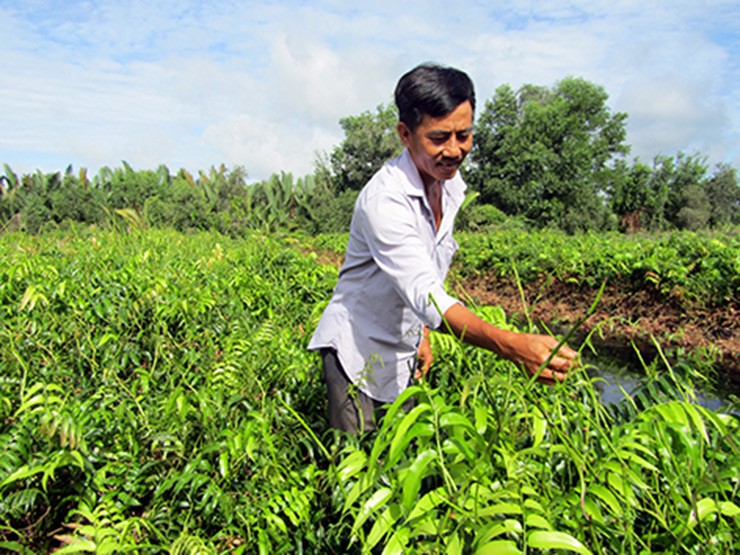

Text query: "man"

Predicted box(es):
[308, 63, 578, 433]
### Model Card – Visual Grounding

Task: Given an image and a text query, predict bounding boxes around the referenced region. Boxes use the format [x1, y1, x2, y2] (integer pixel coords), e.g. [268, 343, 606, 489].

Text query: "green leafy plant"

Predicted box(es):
[0, 228, 736, 553]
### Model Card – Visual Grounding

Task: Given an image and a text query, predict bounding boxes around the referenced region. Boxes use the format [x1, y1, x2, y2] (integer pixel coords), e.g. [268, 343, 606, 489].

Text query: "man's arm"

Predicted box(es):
[442, 303, 578, 383]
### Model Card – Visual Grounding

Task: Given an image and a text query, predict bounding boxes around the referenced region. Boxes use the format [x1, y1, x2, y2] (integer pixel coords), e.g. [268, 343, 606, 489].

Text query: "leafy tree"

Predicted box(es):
[13, 170, 62, 232]
[48, 167, 106, 226]
[634, 152, 711, 231]
[97, 161, 167, 214]
[641, 155, 674, 230]
[704, 163, 739, 227]
[677, 184, 710, 230]
[605, 159, 653, 232]
[322, 103, 402, 192]
[0, 164, 22, 228]
[165, 169, 213, 230]
[301, 186, 358, 233]
[197, 164, 251, 235]
[662, 152, 709, 229]
[466, 77, 629, 232]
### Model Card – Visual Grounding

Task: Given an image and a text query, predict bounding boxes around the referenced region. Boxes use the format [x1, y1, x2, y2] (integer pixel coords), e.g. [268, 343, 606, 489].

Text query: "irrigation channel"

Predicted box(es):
[573, 333, 739, 414]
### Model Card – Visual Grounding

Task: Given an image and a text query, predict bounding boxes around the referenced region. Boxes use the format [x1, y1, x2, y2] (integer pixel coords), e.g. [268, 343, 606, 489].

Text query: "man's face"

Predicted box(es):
[397, 100, 474, 188]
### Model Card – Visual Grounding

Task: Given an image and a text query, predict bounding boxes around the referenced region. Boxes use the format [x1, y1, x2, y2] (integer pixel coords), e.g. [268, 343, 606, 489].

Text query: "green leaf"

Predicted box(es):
[698, 406, 734, 437]
[446, 531, 463, 555]
[474, 540, 522, 555]
[439, 411, 477, 434]
[476, 519, 523, 545]
[688, 498, 740, 528]
[366, 505, 402, 550]
[681, 402, 709, 444]
[604, 460, 649, 491]
[218, 451, 229, 479]
[386, 404, 431, 468]
[401, 448, 437, 511]
[352, 486, 394, 536]
[442, 436, 477, 461]
[616, 449, 659, 473]
[588, 484, 622, 516]
[381, 527, 409, 555]
[522, 498, 545, 513]
[581, 497, 606, 525]
[19, 284, 49, 311]
[653, 401, 690, 426]
[477, 502, 523, 518]
[337, 450, 368, 483]
[617, 439, 657, 459]
[407, 487, 446, 521]
[531, 408, 547, 448]
[527, 531, 592, 554]
[96, 333, 119, 349]
[344, 473, 373, 513]
[0, 541, 32, 553]
[474, 403, 489, 435]
[379, 385, 422, 429]
[0, 464, 45, 488]
[53, 540, 97, 554]
[524, 513, 552, 530]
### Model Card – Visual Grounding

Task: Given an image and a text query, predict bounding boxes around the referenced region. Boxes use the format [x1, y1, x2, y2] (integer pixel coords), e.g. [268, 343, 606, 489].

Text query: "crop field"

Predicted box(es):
[310, 228, 740, 307]
[0, 228, 738, 554]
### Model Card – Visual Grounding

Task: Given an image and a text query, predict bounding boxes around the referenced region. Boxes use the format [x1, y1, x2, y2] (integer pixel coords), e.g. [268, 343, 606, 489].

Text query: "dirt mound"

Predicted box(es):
[454, 274, 739, 377]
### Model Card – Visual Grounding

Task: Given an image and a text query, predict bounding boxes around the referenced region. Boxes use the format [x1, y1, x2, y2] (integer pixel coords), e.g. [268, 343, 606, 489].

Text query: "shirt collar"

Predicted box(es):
[397, 149, 426, 197]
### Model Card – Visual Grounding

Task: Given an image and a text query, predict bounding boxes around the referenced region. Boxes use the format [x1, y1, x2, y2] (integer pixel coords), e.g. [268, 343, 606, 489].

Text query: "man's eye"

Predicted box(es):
[457, 132, 471, 142]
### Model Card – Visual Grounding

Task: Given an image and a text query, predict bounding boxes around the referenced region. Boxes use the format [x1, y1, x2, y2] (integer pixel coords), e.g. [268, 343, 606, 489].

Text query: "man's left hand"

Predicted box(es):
[415, 329, 433, 379]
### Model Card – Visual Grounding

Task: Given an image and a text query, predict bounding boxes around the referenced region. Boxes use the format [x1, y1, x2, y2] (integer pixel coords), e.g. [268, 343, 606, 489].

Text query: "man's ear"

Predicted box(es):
[396, 121, 412, 147]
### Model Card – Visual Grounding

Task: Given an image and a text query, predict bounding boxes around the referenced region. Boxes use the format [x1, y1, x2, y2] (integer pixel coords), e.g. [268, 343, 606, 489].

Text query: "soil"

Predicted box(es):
[449, 272, 739, 381]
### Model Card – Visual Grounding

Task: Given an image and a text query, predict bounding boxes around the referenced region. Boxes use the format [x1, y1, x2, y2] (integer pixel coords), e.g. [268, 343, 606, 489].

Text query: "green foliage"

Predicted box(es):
[705, 163, 740, 228]
[322, 103, 403, 193]
[660, 153, 711, 230]
[605, 153, 736, 233]
[0, 162, 353, 235]
[454, 229, 739, 307]
[456, 202, 529, 233]
[335, 321, 738, 554]
[0, 229, 339, 552]
[606, 159, 658, 232]
[300, 186, 359, 234]
[2, 76, 736, 236]
[0, 229, 737, 553]
[466, 78, 629, 233]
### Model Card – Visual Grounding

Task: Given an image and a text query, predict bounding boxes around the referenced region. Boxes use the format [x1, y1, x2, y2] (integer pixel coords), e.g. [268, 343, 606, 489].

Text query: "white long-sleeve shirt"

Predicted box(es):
[308, 149, 465, 402]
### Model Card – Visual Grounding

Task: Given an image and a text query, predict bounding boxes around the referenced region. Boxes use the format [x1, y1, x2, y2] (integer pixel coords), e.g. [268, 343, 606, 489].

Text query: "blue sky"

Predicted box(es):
[1, 0, 738, 181]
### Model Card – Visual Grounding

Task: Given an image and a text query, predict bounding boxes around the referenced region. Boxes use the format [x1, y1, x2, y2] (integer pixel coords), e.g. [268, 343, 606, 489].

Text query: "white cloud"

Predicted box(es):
[0, 0, 737, 178]
[202, 113, 339, 180]
[619, 78, 730, 161]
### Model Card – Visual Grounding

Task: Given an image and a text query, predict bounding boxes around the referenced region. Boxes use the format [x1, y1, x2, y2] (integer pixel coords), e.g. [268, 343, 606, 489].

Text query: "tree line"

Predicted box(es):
[1, 76, 738, 235]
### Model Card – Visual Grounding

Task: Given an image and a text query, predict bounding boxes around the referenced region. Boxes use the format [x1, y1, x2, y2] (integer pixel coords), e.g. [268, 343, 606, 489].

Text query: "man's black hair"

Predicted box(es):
[394, 63, 476, 130]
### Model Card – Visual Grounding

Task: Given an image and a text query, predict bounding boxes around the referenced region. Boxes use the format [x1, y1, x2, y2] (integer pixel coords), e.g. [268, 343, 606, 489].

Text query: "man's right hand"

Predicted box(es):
[505, 332, 579, 384]
[442, 303, 580, 383]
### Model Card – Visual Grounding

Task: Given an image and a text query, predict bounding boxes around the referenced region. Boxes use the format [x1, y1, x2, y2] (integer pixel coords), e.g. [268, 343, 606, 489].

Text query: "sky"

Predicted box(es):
[1, 0, 738, 182]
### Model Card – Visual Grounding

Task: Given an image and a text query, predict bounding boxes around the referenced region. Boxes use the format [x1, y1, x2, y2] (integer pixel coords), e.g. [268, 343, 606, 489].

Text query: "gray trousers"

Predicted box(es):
[321, 348, 413, 434]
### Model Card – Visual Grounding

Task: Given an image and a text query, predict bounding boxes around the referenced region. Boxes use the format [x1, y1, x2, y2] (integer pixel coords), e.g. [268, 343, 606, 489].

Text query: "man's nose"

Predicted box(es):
[443, 137, 462, 158]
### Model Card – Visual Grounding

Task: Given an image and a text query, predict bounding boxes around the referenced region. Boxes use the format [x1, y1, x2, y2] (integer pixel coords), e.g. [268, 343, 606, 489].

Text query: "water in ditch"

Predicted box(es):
[580, 339, 738, 415]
